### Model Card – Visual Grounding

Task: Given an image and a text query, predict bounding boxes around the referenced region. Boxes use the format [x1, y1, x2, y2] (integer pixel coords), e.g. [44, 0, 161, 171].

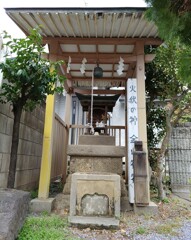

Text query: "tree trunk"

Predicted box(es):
[156, 152, 167, 200]
[156, 108, 172, 200]
[7, 105, 23, 188]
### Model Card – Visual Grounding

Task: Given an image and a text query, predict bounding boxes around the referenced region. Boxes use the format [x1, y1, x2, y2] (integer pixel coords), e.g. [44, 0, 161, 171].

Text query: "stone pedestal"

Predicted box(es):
[68, 173, 120, 227]
[30, 198, 55, 213]
[60, 135, 133, 217]
[67, 144, 125, 175]
[134, 201, 158, 215]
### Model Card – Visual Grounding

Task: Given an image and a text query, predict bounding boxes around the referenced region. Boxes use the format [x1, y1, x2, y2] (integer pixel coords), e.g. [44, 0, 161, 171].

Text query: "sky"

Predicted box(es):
[0, 0, 147, 38]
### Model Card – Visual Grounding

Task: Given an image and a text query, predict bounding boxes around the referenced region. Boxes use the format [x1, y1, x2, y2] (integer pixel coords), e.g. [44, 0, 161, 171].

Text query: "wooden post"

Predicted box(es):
[38, 43, 58, 199]
[62, 92, 72, 181]
[133, 141, 149, 205]
[38, 63, 56, 199]
[136, 42, 150, 203]
[65, 93, 72, 127]
[136, 42, 147, 151]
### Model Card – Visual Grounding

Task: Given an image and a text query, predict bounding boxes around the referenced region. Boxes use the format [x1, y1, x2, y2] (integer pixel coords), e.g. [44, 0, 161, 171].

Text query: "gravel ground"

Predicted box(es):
[70, 220, 191, 240]
[68, 194, 191, 240]
[134, 221, 191, 240]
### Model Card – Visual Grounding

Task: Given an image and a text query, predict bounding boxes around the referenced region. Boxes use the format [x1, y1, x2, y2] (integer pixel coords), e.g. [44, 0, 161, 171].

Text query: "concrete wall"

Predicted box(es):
[168, 123, 191, 193]
[0, 102, 45, 190]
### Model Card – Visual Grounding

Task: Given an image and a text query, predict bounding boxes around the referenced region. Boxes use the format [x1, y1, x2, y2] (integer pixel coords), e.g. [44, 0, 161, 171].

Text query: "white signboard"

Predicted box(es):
[127, 78, 138, 203]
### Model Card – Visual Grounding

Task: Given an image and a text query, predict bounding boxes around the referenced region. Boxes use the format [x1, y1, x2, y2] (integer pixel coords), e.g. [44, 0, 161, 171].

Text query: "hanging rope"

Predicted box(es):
[90, 69, 94, 134]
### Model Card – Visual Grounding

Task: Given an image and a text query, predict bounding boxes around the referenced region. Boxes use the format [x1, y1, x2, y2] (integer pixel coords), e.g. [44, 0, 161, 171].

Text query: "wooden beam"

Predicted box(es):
[71, 77, 126, 81]
[48, 40, 59, 56]
[43, 37, 163, 46]
[145, 54, 155, 62]
[58, 54, 137, 63]
[112, 45, 117, 78]
[61, 52, 135, 59]
[47, 53, 155, 64]
[74, 88, 125, 95]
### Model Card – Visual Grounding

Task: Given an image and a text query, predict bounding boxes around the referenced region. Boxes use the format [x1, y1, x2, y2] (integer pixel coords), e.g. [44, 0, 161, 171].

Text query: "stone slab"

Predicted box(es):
[78, 135, 115, 146]
[0, 189, 30, 240]
[67, 145, 126, 157]
[68, 216, 119, 228]
[134, 201, 158, 215]
[30, 198, 55, 213]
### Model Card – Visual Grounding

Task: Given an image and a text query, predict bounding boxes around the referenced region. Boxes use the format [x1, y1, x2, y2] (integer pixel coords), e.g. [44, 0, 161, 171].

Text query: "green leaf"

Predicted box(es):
[0, 26, 65, 112]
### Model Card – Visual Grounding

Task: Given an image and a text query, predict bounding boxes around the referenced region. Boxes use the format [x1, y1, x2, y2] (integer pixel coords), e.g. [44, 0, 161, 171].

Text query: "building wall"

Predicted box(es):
[0, 102, 45, 190]
[55, 92, 66, 121]
[168, 124, 191, 193]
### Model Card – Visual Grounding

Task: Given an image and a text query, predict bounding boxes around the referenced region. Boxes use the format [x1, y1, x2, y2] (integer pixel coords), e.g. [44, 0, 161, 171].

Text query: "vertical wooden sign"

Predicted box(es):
[127, 78, 138, 203]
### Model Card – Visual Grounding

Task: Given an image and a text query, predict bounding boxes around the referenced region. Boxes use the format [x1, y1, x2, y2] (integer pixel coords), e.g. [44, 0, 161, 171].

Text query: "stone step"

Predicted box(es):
[70, 157, 123, 175]
[78, 135, 115, 146]
[67, 145, 126, 157]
